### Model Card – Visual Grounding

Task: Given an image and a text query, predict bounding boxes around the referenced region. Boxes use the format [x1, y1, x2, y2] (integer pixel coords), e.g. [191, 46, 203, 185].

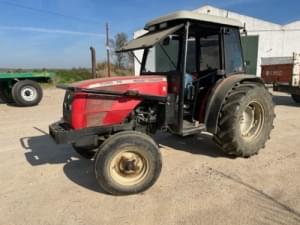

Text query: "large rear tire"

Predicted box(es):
[291, 94, 300, 103]
[12, 80, 43, 106]
[214, 82, 275, 157]
[94, 131, 162, 195]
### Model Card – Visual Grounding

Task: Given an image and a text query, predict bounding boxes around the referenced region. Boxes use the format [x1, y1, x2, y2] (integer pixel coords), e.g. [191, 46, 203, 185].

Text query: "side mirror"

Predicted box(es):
[241, 22, 248, 36]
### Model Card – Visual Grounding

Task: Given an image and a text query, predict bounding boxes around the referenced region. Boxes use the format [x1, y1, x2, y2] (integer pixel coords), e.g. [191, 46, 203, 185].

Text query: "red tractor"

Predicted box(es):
[49, 11, 275, 195]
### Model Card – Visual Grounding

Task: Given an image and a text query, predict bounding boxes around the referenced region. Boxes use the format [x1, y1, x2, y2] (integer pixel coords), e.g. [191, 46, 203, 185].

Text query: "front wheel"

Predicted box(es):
[214, 82, 275, 157]
[291, 94, 300, 103]
[94, 131, 162, 195]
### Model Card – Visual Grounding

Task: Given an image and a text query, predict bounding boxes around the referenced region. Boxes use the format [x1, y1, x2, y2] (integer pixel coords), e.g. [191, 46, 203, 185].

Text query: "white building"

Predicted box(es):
[134, 5, 300, 76]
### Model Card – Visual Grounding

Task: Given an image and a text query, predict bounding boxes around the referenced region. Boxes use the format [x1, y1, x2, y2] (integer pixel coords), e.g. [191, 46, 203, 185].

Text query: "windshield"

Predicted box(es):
[141, 37, 180, 73]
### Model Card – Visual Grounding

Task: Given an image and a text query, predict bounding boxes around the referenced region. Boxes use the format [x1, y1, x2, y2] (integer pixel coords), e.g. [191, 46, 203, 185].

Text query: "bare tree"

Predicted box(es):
[114, 32, 128, 69]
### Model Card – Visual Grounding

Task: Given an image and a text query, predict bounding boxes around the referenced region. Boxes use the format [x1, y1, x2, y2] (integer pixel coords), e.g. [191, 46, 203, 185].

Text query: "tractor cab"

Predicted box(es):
[118, 11, 245, 135]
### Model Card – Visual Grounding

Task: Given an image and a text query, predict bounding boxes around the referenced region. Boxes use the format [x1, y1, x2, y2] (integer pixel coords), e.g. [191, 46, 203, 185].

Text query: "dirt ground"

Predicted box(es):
[0, 88, 300, 225]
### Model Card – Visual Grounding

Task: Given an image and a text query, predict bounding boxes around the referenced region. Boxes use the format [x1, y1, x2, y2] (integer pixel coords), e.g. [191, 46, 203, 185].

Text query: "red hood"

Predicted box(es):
[68, 75, 168, 130]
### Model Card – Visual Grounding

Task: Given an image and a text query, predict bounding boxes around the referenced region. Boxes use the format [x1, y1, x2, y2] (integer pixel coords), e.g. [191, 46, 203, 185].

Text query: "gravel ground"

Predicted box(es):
[0, 88, 300, 225]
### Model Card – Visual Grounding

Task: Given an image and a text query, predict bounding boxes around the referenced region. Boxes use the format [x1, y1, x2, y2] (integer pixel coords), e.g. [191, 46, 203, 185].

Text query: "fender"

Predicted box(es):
[204, 74, 265, 134]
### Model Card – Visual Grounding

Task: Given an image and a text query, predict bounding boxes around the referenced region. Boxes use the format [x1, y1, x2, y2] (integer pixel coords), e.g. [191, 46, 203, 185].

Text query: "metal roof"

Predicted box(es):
[145, 10, 243, 30]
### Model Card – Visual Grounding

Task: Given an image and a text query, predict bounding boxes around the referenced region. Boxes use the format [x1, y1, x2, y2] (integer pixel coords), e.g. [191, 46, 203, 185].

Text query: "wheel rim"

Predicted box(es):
[109, 146, 149, 186]
[239, 101, 264, 141]
[21, 86, 37, 102]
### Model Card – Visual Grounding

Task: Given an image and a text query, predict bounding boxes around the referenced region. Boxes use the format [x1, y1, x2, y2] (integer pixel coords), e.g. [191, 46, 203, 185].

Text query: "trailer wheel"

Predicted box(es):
[12, 80, 43, 106]
[214, 82, 275, 157]
[0, 83, 14, 103]
[291, 94, 300, 103]
[94, 131, 161, 195]
[72, 144, 97, 159]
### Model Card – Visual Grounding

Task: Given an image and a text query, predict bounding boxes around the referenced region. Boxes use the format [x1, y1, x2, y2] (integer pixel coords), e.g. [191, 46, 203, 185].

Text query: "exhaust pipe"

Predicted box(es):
[90, 46, 96, 78]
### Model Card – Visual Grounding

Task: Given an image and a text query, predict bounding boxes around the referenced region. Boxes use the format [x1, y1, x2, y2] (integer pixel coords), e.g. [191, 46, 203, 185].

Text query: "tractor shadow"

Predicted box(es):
[154, 132, 230, 158]
[212, 169, 300, 225]
[19, 128, 106, 194]
[20, 128, 231, 194]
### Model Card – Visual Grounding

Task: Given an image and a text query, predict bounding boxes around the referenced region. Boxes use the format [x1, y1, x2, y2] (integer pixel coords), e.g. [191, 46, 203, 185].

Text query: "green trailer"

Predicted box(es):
[0, 71, 54, 106]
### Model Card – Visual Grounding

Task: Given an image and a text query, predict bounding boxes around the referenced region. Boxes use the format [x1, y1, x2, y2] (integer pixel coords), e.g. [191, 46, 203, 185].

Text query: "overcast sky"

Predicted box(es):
[0, 0, 299, 69]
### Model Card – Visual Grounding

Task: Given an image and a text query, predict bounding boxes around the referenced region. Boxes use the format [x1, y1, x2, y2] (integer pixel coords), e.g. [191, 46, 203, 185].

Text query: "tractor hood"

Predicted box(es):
[70, 75, 167, 96]
[59, 75, 168, 130]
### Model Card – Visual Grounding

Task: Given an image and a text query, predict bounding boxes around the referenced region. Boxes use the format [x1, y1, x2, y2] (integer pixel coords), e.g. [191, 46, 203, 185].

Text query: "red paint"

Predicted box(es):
[69, 76, 167, 129]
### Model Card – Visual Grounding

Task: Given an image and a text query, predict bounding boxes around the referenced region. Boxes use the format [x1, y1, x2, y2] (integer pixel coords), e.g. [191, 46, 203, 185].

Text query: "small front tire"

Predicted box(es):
[94, 131, 162, 195]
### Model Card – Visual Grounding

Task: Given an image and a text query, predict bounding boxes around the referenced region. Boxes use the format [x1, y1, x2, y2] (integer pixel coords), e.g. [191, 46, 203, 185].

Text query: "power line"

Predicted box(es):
[0, 26, 104, 37]
[0, 0, 102, 26]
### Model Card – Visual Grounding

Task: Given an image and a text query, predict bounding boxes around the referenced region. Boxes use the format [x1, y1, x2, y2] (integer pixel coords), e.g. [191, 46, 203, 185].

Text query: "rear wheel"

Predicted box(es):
[291, 94, 300, 103]
[94, 131, 162, 195]
[12, 80, 43, 106]
[214, 82, 275, 157]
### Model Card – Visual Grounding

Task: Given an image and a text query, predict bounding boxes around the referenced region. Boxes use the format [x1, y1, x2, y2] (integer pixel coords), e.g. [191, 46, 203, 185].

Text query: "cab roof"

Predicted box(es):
[145, 10, 243, 30]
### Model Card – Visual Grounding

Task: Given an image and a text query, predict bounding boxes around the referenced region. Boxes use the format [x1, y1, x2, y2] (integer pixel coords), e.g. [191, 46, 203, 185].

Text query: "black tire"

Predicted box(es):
[0, 83, 14, 103]
[291, 94, 300, 103]
[94, 131, 162, 195]
[72, 144, 97, 159]
[12, 80, 43, 106]
[214, 81, 275, 157]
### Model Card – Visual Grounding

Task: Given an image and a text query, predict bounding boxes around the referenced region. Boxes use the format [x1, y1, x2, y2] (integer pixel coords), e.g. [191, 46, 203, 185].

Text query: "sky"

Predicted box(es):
[0, 0, 299, 69]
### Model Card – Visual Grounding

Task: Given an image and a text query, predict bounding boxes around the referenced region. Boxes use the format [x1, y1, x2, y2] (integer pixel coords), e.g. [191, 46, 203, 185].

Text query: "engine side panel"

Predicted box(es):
[69, 76, 167, 130]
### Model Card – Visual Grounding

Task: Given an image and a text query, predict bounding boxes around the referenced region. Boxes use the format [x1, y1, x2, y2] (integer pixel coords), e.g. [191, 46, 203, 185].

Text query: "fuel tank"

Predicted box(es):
[63, 76, 167, 130]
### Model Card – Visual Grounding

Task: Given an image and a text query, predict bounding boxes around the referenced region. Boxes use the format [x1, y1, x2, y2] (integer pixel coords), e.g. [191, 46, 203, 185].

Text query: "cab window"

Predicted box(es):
[224, 28, 244, 74]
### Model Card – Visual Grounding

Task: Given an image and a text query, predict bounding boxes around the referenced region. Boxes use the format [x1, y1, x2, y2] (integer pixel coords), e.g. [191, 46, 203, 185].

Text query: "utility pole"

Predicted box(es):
[106, 22, 111, 77]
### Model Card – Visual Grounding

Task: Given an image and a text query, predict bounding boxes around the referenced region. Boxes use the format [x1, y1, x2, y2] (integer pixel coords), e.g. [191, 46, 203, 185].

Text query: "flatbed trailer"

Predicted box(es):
[261, 53, 300, 103]
[0, 71, 54, 106]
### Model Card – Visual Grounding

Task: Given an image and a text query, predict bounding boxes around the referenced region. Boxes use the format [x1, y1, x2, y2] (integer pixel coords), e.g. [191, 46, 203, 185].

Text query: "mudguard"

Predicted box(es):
[204, 74, 265, 134]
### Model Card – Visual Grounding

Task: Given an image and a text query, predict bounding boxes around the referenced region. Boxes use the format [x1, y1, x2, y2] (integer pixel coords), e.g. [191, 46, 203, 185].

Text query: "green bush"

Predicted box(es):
[54, 69, 92, 84]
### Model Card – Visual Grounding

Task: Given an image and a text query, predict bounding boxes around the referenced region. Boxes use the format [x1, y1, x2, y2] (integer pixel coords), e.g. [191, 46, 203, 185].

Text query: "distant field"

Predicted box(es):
[54, 68, 133, 84]
[0, 67, 134, 85]
[53, 69, 92, 84]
